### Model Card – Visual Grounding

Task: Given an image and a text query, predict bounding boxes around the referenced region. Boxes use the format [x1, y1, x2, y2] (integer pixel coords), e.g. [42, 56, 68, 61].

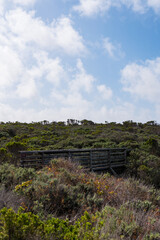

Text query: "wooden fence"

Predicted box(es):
[20, 148, 128, 174]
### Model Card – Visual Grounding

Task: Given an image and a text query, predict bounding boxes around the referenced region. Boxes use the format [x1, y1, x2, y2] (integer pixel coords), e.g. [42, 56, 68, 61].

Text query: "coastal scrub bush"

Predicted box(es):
[0, 163, 35, 190]
[0, 148, 11, 164]
[14, 161, 104, 218]
[13, 158, 160, 221]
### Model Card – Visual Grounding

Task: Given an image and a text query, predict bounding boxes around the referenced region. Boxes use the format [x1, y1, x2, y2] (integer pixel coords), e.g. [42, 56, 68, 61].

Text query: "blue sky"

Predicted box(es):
[1, 0, 160, 123]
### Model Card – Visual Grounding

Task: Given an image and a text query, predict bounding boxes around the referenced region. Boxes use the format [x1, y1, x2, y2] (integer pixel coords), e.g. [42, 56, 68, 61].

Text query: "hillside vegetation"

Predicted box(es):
[0, 119, 160, 187]
[0, 158, 160, 239]
[0, 120, 160, 239]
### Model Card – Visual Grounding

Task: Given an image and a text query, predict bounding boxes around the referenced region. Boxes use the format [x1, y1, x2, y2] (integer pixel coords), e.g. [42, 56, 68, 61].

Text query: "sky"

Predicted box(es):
[1, 0, 160, 123]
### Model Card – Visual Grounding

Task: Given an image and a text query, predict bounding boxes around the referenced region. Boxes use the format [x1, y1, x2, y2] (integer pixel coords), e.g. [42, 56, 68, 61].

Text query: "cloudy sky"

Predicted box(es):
[0, 0, 160, 123]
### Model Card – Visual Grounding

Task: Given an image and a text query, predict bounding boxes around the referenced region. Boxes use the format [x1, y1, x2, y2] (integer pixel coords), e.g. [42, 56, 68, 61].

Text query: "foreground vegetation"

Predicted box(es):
[0, 158, 160, 239]
[0, 119, 160, 239]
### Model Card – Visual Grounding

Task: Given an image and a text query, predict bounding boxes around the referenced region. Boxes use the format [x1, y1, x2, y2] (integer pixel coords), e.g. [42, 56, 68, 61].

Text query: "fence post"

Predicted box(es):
[42, 152, 44, 166]
[20, 152, 24, 167]
[68, 150, 72, 161]
[124, 149, 127, 164]
[90, 150, 93, 171]
[108, 149, 111, 169]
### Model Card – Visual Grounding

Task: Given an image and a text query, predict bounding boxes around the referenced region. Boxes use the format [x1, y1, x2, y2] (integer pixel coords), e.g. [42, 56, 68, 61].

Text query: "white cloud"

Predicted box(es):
[34, 52, 65, 86]
[0, 5, 87, 103]
[45, 59, 64, 86]
[0, 0, 37, 16]
[1, 0, 155, 124]
[0, 49, 153, 124]
[0, 45, 22, 88]
[121, 57, 160, 103]
[103, 38, 115, 58]
[121, 0, 147, 13]
[51, 59, 97, 110]
[95, 102, 136, 122]
[52, 17, 86, 55]
[103, 37, 125, 59]
[13, 0, 37, 7]
[0, 42, 66, 100]
[16, 78, 37, 99]
[4, 8, 86, 55]
[14, 52, 65, 99]
[0, 0, 89, 121]
[0, 0, 4, 15]
[147, 0, 160, 13]
[73, 0, 160, 16]
[73, 0, 117, 17]
[69, 59, 95, 93]
[96, 100, 153, 123]
[0, 97, 153, 123]
[97, 84, 112, 100]
[155, 104, 160, 120]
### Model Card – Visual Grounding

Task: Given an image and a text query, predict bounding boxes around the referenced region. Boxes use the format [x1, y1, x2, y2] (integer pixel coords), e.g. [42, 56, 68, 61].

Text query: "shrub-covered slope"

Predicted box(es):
[0, 120, 160, 239]
[0, 120, 160, 187]
[0, 158, 160, 239]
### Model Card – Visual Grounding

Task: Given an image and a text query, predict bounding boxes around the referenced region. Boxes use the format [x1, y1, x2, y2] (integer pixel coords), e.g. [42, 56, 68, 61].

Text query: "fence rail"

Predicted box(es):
[20, 148, 128, 174]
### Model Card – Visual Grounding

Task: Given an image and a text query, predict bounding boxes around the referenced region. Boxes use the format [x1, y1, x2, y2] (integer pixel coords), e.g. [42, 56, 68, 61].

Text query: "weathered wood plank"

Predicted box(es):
[20, 148, 128, 174]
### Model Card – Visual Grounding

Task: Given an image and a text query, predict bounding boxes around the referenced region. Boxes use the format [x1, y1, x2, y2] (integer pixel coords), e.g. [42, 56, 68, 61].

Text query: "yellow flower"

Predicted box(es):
[15, 180, 32, 191]
[108, 191, 114, 194]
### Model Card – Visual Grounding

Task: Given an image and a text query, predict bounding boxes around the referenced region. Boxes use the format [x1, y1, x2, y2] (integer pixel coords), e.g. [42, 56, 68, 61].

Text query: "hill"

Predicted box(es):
[0, 119, 160, 187]
[0, 120, 160, 239]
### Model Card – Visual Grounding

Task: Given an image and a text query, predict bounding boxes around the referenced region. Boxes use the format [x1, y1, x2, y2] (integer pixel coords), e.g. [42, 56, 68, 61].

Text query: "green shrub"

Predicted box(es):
[0, 207, 44, 240]
[6, 141, 27, 153]
[0, 163, 35, 190]
[0, 207, 79, 240]
[14, 165, 103, 217]
[0, 148, 11, 164]
[5, 141, 27, 165]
